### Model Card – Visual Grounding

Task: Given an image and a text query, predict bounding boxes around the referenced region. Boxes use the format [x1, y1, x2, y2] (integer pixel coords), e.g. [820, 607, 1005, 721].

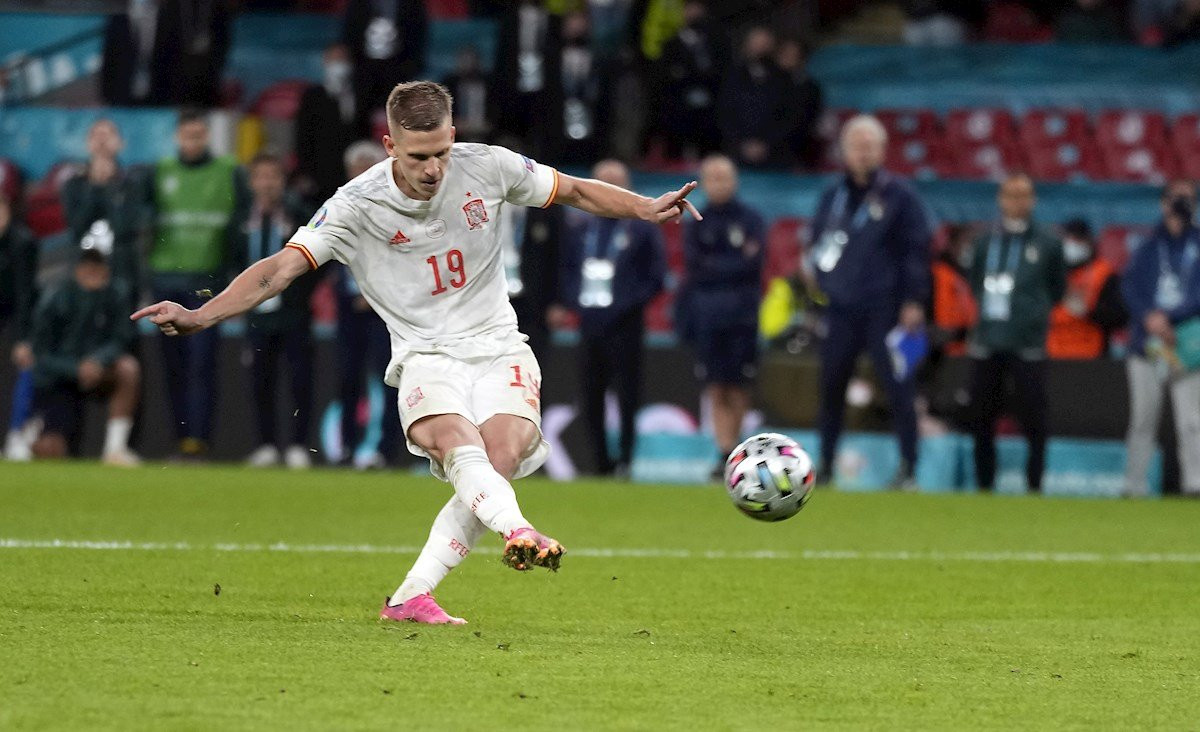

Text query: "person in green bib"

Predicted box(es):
[966, 173, 1067, 494]
[145, 109, 248, 459]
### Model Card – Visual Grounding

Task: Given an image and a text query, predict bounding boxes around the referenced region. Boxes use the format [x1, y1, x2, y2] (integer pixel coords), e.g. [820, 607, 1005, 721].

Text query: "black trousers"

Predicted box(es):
[969, 353, 1048, 491]
[247, 328, 313, 448]
[338, 310, 402, 461]
[579, 309, 645, 474]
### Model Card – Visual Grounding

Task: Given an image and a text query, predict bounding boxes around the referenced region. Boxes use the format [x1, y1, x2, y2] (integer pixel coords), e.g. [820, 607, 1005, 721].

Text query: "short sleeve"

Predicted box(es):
[489, 145, 559, 209]
[286, 195, 359, 269]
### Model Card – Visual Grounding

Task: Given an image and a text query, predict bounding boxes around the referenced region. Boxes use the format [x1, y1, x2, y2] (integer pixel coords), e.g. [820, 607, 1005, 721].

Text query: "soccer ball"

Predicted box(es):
[723, 433, 815, 522]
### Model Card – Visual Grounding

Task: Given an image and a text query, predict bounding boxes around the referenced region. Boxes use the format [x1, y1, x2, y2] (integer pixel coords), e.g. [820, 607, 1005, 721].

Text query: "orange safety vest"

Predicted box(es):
[931, 260, 977, 357]
[1047, 258, 1114, 359]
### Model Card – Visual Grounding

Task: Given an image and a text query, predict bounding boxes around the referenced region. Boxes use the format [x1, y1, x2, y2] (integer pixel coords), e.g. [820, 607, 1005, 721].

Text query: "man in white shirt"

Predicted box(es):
[132, 81, 700, 625]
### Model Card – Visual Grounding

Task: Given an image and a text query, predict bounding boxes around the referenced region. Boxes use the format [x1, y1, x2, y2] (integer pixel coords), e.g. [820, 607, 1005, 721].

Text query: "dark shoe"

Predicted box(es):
[888, 461, 917, 492]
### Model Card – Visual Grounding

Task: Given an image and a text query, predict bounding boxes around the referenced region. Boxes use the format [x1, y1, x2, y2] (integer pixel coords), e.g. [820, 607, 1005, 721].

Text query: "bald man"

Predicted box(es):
[967, 174, 1066, 493]
[551, 160, 667, 477]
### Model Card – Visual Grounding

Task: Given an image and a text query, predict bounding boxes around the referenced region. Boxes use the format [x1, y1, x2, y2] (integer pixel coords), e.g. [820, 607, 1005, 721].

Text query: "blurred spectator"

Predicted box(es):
[145, 110, 248, 459]
[442, 47, 493, 143]
[656, 1, 727, 160]
[678, 155, 765, 479]
[1121, 179, 1200, 496]
[557, 11, 604, 164]
[494, 0, 559, 156]
[1163, 0, 1200, 45]
[239, 154, 318, 469]
[61, 119, 146, 310]
[101, 0, 233, 106]
[808, 116, 932, 488]
[1054, 0, 1130, 42]
[966, 174, 1066, 493]
[601, 46, 648, 162]
[334, 141, 402, 468]
[551, 160, 666, 477]
[1132, 0, 1180, 41]
[343, 0, 428, 114]
[902, 0, 983, 45]
[294, 45, 368, 206]
[717, 26, 788, 169]
[929, 224, 978, 358]
[30, 249, 141, 466]
[774, 39, 824, 171]
[1, 191, 39, 460]
[1046, 219, 1126, 359]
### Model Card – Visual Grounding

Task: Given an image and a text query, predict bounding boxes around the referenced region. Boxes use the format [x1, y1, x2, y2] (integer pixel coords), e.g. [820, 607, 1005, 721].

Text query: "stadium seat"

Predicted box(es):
[426, 0, 469, 18]
[1026, 140, 1105, 182]
[946, 109, 1017, 147]
[1096, 110, 1169, 150]
[886, 139, 952, 179]
[0, 158, 21, 206]
[764, 217, 805, 283]
[249, 80, 312, 120]
[1098, 226, 1152, 271]
[875, 109, 940, 142]
[950, 142, 1023, 181]
[1102, 145, 1177, 184]
[983, 1, 1054, 42]
[1170, 114, 1200, 177]
[1019, 109, 1092, 148]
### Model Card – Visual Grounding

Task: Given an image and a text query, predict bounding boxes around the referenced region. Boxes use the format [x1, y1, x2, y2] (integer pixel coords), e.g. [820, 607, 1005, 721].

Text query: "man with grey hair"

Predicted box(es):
[808, 114, 933, 488]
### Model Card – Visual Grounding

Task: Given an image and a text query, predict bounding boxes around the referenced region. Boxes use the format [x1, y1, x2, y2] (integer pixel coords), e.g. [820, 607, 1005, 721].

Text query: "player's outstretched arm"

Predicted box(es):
[552, 174, 703, 223]
[130, 247, 311, 336]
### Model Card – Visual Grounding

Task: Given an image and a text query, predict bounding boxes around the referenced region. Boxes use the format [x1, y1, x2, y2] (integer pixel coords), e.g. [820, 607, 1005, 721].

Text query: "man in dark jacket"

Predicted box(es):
[294, 45, 367, 207]
[717, 26, 788, 169]
[809, 115, 932, 487]
[967, 173, 1066, 493]
[680, 154, 766, 478]
[61, 119, 146, 310]
[30, 248, 141, 465]
[239, 154, 319, 469]
[342, 0, 428, 114]
[552, 160, 667, 477]
[1121, 179, 1200, 496]
[657, 0, 728, 159]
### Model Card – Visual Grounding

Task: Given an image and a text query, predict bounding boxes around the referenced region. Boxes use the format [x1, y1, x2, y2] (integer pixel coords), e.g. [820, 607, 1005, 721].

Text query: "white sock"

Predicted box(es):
[389, 496, 488, 606]
[103, 417, 133, 455]
[443, 445, 530, 536]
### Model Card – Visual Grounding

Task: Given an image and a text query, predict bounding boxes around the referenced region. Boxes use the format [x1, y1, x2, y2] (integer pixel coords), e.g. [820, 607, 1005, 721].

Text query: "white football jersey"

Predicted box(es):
[287, 143, 559, 386]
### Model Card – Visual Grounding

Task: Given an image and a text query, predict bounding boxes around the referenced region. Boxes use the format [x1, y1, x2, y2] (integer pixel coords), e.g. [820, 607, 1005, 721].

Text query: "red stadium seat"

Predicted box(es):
[1171, 113, 1200, 150]
[946, 109, 1017, 147]
[875, 109, 940, 142]
[426, 0, 468, 18]
[886, 139, 952, 179]
[1102, 145, 1177, 184]
[764, 217, 806, 283]
[1026, 140, 1105, 182]
[984, 1, 1054, 42]
[0, 158, 21, 206]
[950, 142, 1023, 181]
[1178, 147, 1200, 179]
[1020, 109, 1091, 148]
[1098, 226, 1151, 271]
[250, 80, 312, 120]
[1096, 110, 1169, 150]
[645, 292, 674, 334]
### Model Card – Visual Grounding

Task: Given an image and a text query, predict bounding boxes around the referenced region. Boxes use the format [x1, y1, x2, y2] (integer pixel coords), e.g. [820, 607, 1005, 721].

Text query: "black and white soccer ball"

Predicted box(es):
[723, 433, 815, 522]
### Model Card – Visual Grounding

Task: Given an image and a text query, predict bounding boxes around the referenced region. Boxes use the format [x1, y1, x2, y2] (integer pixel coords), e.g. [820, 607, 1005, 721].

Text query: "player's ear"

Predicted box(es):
[383, 134, 395, 157]
[450, 126, 456, 144]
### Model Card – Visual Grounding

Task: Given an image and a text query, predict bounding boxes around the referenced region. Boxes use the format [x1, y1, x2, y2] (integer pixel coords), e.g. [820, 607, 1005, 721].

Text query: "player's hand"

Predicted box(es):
[899, 302, 926, 332]
[640, 181, 703, 224]
[77, 359, 104, 390]
[131, 301, 205, 336]
[11, 341, 34, 370]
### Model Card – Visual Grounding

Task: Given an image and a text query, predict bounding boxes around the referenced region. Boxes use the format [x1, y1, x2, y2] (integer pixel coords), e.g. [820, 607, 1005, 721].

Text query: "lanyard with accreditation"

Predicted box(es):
[812, 172, 888, 273]
[1154, 235, 1199, 310]
[578, 219, 629, 308]
[980, 227, 1024, 322]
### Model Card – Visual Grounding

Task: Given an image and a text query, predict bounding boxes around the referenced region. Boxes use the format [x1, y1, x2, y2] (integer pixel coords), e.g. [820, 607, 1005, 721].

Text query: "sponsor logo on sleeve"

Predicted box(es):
[307, 207, 328, 230]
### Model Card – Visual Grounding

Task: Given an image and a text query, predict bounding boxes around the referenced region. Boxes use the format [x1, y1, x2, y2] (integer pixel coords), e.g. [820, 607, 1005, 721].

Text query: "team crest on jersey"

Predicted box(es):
[463, 199, 489, 230]
[307, 207, 328, 229]
[405, 387, 425, 409]
[389, 229, 410, 246]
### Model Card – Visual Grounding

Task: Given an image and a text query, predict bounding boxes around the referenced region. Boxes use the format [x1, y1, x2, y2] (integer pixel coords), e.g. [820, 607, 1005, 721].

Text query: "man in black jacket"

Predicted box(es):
[294, 45, 368, 207]
[342, 0, 428, 113]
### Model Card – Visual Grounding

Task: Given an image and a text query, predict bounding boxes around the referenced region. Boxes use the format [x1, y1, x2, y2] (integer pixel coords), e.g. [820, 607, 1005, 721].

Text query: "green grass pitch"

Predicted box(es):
[1, 461, 1198, 730]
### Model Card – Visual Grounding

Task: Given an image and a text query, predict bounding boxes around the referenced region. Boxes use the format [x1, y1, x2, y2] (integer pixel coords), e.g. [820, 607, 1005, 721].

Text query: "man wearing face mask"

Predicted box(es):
[966, 174, 1066, 494]
[1046, 219, 1126, 360]
[1121, 180, 1200, 497]
[295, 45, 366, 207]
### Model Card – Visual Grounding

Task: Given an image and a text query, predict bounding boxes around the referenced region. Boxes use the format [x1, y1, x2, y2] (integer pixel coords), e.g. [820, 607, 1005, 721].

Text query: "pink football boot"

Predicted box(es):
[379, 594, 466, 625]
[502, 527, 565, 572]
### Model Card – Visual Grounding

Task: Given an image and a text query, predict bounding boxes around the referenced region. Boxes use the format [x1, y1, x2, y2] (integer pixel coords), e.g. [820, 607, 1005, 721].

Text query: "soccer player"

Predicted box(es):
[132, 81, 700, 624]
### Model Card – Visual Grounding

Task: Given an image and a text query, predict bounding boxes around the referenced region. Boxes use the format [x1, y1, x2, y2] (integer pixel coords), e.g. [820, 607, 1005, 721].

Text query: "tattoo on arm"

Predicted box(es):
[257, 276, 271, 290]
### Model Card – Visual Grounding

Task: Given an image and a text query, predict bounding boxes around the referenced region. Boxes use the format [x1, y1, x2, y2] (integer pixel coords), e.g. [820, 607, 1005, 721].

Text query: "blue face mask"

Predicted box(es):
[1062, 238, 1091, 266]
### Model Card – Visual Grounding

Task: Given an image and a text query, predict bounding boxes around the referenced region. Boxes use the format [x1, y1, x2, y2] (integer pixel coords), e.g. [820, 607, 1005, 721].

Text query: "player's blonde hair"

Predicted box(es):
[386, 81, 454, 132]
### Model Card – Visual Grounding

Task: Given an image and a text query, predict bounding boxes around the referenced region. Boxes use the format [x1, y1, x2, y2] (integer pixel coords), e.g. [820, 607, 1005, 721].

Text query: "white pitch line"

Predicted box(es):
[1, 538, 1200, 564]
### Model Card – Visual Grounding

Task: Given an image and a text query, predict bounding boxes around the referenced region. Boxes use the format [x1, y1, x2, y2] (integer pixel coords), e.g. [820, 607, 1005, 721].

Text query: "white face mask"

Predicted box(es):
[1062, 238, 1092, 266]
[323, 60, 352, 92]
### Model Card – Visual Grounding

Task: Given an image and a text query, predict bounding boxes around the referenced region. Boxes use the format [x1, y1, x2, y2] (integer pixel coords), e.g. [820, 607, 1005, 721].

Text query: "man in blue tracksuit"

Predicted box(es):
[808, 115, 933, 487]
[553, 160, 667, 477]
[678, 154, 767, 478]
